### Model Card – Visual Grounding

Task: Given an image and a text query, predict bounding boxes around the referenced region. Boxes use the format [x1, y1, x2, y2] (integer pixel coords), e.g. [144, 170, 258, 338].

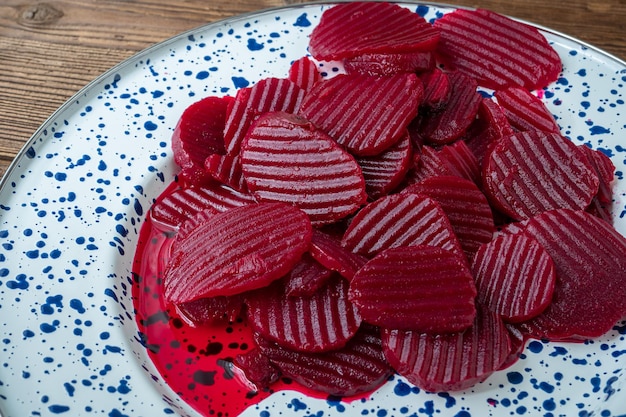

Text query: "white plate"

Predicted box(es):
[0, 2, 625, 416]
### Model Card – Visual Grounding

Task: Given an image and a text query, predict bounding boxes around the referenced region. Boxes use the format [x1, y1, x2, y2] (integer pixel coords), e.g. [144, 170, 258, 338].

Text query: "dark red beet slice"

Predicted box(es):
[404, 176, 495, 260]
[308, 2, 440, 61]
[223, 77, 306, 155]
[176, 294, 245, 327]
[471, 233, 556, 322]
[463, 97, 514, 165]
[233, 348, 281, 389]
[204, 153, 248, 192]
[284, 253, 334, 297]
[191, 180, 257, 213]
[579, 145, 616, 205]
[407, 141, 480, 186]
[163, 202, 312, 303]
[434, 8, 561, 90]
[495, 87, 561, 134]
[288, 56, 322, 91]
[343, 51, 434, 76]
[309, 230, 368, 281]
[298, 73, 423, 156]
[500, 324, 526, 370]
[245, 275, 362, 353]
[419, 68, 450, 112]
[349, 245, 477, 332]
[517, 209, 626, 340]
[341, 193, 464, 259]
[482, 130, 600, 220]
[383, 306, 511, 392]
[256, 324, 393, 397]
[240, 112, 367, 226]
[150, 186, 220, 230]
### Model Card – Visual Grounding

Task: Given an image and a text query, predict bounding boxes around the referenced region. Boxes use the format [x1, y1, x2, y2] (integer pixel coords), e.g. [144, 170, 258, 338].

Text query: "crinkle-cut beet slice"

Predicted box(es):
[343, 51, 434, 77]
[579, 145, 616, 205]
[407, 141, 480, 185]
[163, 202, 312, 303]
[192, 180, 257, 213]
[288, 56, 322, 91]
[245, 275, 362, 353]
[500, 324, 526, 370]
[298, 73, 423, 156]
[342, 193, 464, 259]
[382, 306, 511, 392]
[240, 112, 367, 226]
[350, 245, 477, 332]
[404, 176, 494, 260]
[356, 130, 413, 199]
[482, 130, 600, 220]
[463, 97, 514, 165]
[308, 2, 440, 61]
[233, 348, 282, 390]
[204, 153, 248, 192]
[517, 209, 626, 340]
[223, 77, 306, 155]
[171, 95, 232, 185]
[434, 8, 561, 90]
[256, 324, 393, 397]
[419, 68, 450, 112]
[494, 219, 529, 237]
[419, 71, 482, 145]
[471, 234, 556, 322]
[284, 253, 334, 297]
[150, 186, 220, 230]
[175, 294, 245, 327]
[495, 87, 560, 134]
[309, 229, 368, 281]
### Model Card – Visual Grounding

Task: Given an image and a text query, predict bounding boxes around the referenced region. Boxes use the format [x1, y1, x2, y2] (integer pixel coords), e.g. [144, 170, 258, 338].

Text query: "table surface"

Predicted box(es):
[1, 0, 625, 179]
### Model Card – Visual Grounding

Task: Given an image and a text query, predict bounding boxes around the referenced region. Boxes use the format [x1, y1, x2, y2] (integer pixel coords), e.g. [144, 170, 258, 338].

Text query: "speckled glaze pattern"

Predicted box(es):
[0, 2, 624, 416]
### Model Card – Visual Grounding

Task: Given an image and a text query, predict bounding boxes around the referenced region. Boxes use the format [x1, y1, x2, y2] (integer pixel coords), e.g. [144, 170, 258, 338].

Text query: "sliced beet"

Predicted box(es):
[309, 229, 368, 281]
[150, 186, 220, 230]
[233, 348, 282, 389]
[383, 307, 511, 392]
[407, 141, 480, 187]
[288, 56, 322, 91]
[349, 245, 477, 332]
[471, 233, 556, 322]
[175, 294, 245, 327]
[163, 202, 312, 303]
[284, 253, 334, 297]
[240, 112, 367, 226]
[191, 180, 257, 213]
[308, 2, 440, 61]
[419, 68, 450, 112]
[579, 145, 616, 206]
[204, 153, 248, 192]
[495, 87, 561, 134]
[463, 97, 514, 165]
[343, 50, 434, 76]
[245, 275, 361, 353]
[298, 73, 423, 156]
[434, 8, 561, 90]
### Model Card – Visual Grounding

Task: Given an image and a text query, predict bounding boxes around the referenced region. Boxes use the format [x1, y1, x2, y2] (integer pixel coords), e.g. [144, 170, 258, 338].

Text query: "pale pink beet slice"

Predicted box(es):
[283, 253, 334, 297]
[256, 324, 393, 397]
[245, 275, 361, 353]
[482, 130, 600, 220]
[163, 202, 312, 303]
[434, 8, 561, 90]
[471, 233, 556, 322]
[240, 112, 367, 226]
[150, 186, 220, 230]
[288, 56, 322, 91]
[383, 306, 511, 392]
[298, 73, 423, 156]
[341, 193, 464, 259]
[204, 153, 248, 192]
[309, 230, 368, 281]
[308, 2, 440, 61]
[349, 245, 477, 332]
[517, 209, 626, 340]
[343, 50, 434, 76]
[495, 87, 561, 134]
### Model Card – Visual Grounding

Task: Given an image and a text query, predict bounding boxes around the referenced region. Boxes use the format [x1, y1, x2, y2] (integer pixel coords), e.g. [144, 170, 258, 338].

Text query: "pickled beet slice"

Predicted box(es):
[341, 193, 464, 259]
[163, 202, 312, 303]
[190, 180, 257, 213]
[204, 153, 248, 192]
[245, 275, 361, 353]
[349, 245, 477, 332]
[256, 324, 393, 397]
[309, 229, 368, 281]
[579, 145, 616, 205]
[407, 141, 480, 187]
[463, 97, 514, 165]
[308, 2, 440, 61]
[419, 68, 450, 112]
[298, 73, 423, 156]
[233, 348, 281, 389]
[223, 77, 306, 155]
[343, 50, 434, 76]
[176, 294, 245, 327]
[434, 8, 561, 90]
[495, 87, 560, 134]
[240, 112, 367, 226]
[471, 234, 556, 322]
[288, 56, 322, 91]
[517, 209, 626, 340]
[284, 253, 334, 297]
[482, 130, 600, 220]
[383, 307, 511, 392]
[150, 186, 220, 230]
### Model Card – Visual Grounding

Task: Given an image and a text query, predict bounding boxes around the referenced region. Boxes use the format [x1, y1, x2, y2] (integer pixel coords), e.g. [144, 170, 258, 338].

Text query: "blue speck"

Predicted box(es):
[507, 371, 524, 384]
[144, 121, 158, 131]
[232, 77, 250, 89]
[590, 125, 610, 135]
[54, 172, 67, 181]
[247, 38, 264, 51]
[290, 398, 307, 411]
[70, 299, 86, 314]
[49, 404, 70, 413]
[196, 71, 209, 80]
[293, 13, 311, 27]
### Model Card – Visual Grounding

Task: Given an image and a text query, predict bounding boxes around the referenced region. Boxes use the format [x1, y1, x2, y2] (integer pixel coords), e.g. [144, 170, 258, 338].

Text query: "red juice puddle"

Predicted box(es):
[131, 182, 375, 416]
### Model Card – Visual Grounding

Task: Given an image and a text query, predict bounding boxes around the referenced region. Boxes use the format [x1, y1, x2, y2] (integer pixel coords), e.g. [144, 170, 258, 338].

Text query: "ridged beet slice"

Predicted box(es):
[245, 275, 362, 353]
[383, 307, 511, 392]
[191, 180, 257, 213]
[463, 97, 514, 165]
[308, 2, 440, 61]
[298, 73, 423, 156]
[434, 8, 561, 90]
[233, 348, 282, 390]
[419, 68, 450, 112]
[223, 77, 306, 155]
[150, 186, 220, 230]
[204, 153, 248, 192]
[256, 324, 393, 397]
[404, 176, 495, 259]
[517, 209, 626, 340]
[482, 130, 600, 220]
[176, 294, 245, 327]
[407, 141, 480, 186]
[240, 112, 367, 226]
[500, 324, 526, 370]
[471, 233, 556, 322]
[349, 245, 477, 332]
[341, 193, 464, 259]
[495, 87, 560, 133]
[309, 229, 368, 281]
[343, 51, 434, 76]
[579, 145, 616, 205]
[284, 253, 334, 297]
[163, 202, 312, 303]
[288, 56, 322, 91]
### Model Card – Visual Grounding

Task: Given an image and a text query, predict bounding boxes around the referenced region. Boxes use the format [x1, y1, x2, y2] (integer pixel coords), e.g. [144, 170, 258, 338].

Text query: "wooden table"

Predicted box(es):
[1, 0, 625, 179]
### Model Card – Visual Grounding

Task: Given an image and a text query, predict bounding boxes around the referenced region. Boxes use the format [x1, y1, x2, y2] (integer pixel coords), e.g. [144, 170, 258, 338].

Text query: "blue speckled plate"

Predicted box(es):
[0, 2, 625, 416]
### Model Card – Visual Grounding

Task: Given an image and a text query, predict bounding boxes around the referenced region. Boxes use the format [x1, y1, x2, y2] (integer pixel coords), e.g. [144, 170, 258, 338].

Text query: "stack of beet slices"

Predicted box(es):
[149, 2, 626, 396]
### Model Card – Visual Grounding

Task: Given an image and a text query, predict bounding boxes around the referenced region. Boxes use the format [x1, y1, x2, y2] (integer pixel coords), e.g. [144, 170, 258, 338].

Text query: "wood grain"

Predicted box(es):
[1, 0, 625, 178]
